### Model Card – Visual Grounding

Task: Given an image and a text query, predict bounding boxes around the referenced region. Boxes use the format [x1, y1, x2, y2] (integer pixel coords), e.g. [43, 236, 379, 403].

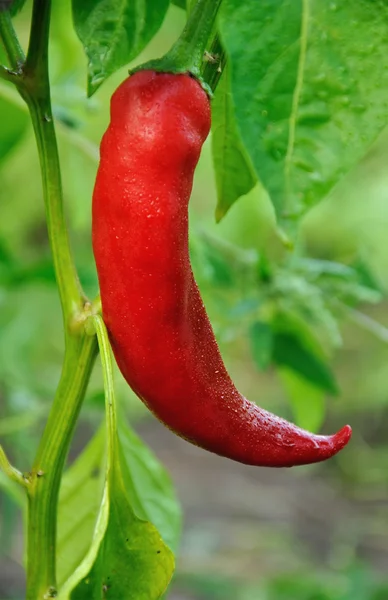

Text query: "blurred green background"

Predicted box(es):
[1, 2, 388, 599]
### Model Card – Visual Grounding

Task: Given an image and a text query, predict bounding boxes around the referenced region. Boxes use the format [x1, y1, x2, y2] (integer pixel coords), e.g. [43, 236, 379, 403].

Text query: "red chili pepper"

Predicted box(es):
[92, 70, 351, 467]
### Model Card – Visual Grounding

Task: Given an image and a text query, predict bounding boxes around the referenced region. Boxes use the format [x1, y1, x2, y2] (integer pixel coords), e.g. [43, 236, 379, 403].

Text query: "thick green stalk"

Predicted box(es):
[22, 0, 84, 317]
[24, 91, 84, 316]
[19, 1, 96, 598]
[26, 334, 98, 599]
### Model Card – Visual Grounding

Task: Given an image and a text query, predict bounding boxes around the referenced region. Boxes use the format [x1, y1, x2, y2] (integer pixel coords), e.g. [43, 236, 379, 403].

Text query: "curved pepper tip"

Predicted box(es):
[284, 423, 353, 468]
[333, 424, 352, 451]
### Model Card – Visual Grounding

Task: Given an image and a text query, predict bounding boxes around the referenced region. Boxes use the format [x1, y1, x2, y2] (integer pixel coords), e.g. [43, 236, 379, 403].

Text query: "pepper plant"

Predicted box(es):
[1, 0, 388, 599]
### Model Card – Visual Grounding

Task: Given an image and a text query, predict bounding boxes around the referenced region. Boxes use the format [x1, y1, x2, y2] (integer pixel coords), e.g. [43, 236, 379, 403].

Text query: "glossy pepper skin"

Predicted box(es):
[92, 70, 351, 467]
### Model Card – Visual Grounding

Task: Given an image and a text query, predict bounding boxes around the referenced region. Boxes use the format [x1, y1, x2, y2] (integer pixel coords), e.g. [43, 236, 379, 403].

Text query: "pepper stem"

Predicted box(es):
[131, 0, 223, 93]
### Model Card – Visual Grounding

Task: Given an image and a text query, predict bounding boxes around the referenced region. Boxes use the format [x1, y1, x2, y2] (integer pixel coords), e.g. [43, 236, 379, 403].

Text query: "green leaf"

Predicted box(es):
[211, 66, 257, 221]
[0, 236, 13, 267]
[59, 316, 174, 599]
[336, 281, 382, 306]
[118, 421, 182, 554]
[219, 0, 388, 218]
[59, 444, 174, 599]
[57, 428, 106, 587]
[249, 321, 273, 370]
[272, 310, 338, 394]
[9, 0, 27, 15]
[192, 234, 236, 287]
[278, 367, 326, 431]
[294, 257, 355, 280]
[72, 0, 170, 96]
[273, 268, 343, 349]
[0, 96, 28, 162]
[171, 0, 186, 8]
[203, 243, 234, 287]
[353, 258, 383, 293]
[273, 331, 337, 394]
[0, 258, 56, 287]
[58, 422, 180, 593]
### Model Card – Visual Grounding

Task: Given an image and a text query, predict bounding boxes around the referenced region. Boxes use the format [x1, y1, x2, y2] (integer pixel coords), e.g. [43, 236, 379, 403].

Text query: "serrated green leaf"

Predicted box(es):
[272, 310, 338, 394]
[72, 0, 170, 96]
[249, 321, 273, 370]
[211, 66, 257, 221]
[278, 367, 326, 431]
[219, 0, 388, 218]
[117, 420, 181, 553]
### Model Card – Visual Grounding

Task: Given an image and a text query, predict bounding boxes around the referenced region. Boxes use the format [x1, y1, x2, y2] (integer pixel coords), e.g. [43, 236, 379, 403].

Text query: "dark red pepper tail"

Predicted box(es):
[329, 424, 352, 454]
[268, 423, 353, 468]
[304, 423, 353, 466]
[306, 423, 352, 465]
[225, 402, 353, 467]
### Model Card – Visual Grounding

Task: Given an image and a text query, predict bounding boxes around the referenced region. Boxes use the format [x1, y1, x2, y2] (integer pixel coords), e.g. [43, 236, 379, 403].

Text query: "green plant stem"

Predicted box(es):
[0, 9, 24, 68]
[26, 334, 98, 599]
[26, 94, 84, 316]
[22, 0, 83, 318]
[24, 0, 52, 84]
